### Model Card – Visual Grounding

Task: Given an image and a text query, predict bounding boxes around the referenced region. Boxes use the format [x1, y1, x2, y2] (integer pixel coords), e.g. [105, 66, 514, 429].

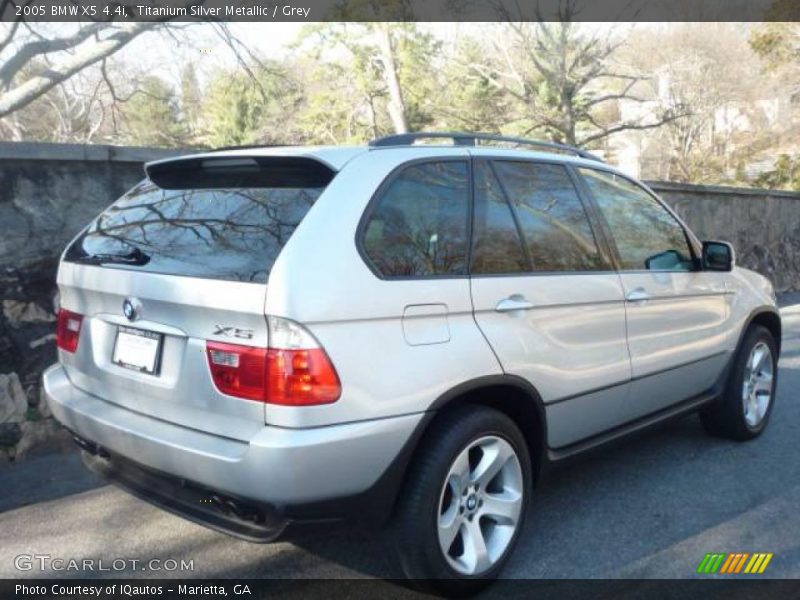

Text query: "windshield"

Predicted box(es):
[65, 178, 328, 283]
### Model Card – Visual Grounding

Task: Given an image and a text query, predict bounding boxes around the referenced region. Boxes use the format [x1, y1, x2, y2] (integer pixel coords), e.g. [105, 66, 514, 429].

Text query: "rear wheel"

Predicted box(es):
[388, 405, 532, 595]
[700, 325, 778, 440]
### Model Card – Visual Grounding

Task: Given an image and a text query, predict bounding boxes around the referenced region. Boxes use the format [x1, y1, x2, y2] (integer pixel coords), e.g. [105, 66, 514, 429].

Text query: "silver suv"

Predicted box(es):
[45, 132, 780, 591]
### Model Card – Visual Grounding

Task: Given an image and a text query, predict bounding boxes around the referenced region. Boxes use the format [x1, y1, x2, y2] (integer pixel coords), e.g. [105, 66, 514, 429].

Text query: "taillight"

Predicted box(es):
[265, 347, 341, 406]
[206, 317, 341, 406]
[56, 309, 83, 353]
[207, 342, 268, 402]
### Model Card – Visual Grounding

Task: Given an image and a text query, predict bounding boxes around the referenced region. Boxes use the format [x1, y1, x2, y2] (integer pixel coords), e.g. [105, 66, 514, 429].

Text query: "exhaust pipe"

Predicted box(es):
[210, 494, 265, 524]
[72, 434, 109, 458]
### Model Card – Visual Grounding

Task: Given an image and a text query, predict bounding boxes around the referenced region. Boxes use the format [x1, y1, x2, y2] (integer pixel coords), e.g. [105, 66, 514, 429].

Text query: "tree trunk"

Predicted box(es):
[376, 25, 408, 134]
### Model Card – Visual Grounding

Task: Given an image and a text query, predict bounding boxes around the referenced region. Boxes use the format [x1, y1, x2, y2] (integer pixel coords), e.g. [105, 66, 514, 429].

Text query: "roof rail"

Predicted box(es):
[369, 132, 603, 162]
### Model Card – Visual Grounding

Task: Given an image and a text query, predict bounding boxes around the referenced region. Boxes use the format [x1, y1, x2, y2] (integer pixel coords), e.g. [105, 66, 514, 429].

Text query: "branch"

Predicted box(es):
[467, 61, 529, 103]
[100, 56, 137, 103]
[210, 22, 288, 103]
[0, 0, 32, 53]
[578, 111, 688, 146]
[0, 22, 108, 89]
[583, 76, 645, 108]
[0, 22, 155, 118]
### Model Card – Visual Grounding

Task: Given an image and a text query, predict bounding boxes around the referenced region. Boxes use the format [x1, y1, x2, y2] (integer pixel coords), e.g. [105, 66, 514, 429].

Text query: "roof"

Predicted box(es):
[144, 141, 616, 175]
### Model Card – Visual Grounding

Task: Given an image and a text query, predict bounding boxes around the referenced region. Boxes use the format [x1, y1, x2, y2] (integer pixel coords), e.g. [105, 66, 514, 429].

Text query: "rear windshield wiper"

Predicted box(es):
[71, 246, 151, 266]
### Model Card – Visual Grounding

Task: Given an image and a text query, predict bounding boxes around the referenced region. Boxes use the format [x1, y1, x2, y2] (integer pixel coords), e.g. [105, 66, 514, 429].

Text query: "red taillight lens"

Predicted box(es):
[266, 347, 341, 406]
[206, 341, 268, 402]
[206, 321, 341, 406]
[56, 309, 83, 353]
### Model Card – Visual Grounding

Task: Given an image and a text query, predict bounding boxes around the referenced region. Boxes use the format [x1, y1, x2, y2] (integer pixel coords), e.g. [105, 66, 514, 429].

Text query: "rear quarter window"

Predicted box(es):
[360, 161, 470, 278]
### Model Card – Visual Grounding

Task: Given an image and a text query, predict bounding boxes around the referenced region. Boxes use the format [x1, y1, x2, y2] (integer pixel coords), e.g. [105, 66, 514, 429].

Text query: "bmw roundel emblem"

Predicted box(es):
[122, 298, 141, 322]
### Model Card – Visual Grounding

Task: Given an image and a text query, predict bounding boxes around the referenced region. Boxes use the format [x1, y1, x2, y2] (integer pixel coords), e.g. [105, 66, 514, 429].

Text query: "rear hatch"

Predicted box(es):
[57, 155, 335, 440]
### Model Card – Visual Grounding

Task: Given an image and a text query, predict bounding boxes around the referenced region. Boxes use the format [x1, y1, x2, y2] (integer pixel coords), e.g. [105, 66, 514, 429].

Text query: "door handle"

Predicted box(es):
[495, 295, 535, 313]
[626, 287, 650, 302]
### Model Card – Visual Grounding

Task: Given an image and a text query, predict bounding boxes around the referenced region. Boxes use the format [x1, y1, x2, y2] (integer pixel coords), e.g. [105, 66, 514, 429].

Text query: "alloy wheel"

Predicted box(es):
[436, 435, 524, 576]
[742, 341, 774, 428]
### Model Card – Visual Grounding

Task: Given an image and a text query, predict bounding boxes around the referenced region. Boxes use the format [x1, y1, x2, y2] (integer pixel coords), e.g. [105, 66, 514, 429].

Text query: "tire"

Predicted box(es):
[700, 325, 778, 441]
[387, 405, 532, 596]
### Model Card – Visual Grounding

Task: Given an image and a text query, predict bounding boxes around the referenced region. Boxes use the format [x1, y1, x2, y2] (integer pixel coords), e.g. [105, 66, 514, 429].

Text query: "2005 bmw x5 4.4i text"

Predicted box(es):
[45, 132, 780, 593]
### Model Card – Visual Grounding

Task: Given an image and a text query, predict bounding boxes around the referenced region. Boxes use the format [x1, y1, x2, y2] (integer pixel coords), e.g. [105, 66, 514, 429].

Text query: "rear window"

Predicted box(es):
[65, 157, 334, 283]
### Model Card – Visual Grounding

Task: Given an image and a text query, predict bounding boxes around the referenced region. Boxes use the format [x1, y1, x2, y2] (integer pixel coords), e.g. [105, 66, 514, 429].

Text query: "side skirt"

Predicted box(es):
[546, 388, 719, 463]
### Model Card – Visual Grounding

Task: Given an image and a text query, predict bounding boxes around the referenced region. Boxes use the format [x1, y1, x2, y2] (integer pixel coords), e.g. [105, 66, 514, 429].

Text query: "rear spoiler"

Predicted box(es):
[144, 155, 336, 190]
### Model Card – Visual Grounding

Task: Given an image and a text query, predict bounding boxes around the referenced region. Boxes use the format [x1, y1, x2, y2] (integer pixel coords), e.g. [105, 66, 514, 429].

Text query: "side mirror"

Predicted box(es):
[702, 241, 734, 272]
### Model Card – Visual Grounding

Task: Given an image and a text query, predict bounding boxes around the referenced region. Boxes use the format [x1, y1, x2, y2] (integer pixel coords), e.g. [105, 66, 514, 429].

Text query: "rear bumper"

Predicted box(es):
[44, 363, 423, 512]
[80, 446, 290, 542]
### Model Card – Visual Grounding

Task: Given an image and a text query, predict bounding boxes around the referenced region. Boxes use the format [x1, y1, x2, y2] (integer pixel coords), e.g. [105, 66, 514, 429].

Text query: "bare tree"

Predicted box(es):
[469, 1, 683, 147]
[624, 23, 781, 183]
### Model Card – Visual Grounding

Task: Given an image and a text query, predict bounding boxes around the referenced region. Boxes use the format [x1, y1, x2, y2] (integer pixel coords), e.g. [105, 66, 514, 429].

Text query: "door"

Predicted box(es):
[469, 159, 632, 449]
[576, 167, 731, 421]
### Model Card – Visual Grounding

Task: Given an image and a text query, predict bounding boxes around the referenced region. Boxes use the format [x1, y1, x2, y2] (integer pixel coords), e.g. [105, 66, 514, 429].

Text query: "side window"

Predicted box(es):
[492, 161, 606, 272]
[362, 161, 469, 278]
[471, 162, 529, 275]
[579, 168, 694, 272]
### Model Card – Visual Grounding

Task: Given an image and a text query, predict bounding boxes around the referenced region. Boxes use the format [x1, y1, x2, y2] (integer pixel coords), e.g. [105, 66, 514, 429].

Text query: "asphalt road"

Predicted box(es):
[2, 301, 799, 585]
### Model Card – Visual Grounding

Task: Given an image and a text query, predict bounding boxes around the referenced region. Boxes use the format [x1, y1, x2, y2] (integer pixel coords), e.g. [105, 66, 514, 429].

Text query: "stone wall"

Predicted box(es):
[0, 142, 798, 459]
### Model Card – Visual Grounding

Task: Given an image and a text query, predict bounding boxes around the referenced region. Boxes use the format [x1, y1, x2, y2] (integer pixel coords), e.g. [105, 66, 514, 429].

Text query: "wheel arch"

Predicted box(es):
[426, 374, 548, 483]
[746, 307, 782, 356]
[704, 305, 782, 411]
[342, 375, 548, 529]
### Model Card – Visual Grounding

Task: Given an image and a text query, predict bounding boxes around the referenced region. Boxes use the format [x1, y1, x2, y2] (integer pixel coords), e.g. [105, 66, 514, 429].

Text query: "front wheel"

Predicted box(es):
[388, 405, 532, 594]
[700, 325, 778, 440]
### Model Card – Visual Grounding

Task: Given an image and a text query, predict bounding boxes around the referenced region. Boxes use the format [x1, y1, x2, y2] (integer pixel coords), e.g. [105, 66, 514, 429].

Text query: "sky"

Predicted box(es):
[118, 22, 513, 83]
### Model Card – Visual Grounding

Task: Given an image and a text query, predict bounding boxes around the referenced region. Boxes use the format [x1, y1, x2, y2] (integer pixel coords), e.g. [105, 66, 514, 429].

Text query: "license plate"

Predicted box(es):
[112, 326, 163, 375]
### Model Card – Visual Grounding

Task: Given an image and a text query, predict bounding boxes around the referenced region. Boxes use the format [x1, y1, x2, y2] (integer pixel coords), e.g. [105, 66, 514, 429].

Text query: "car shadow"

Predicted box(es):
[0, 447, 104, 513]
